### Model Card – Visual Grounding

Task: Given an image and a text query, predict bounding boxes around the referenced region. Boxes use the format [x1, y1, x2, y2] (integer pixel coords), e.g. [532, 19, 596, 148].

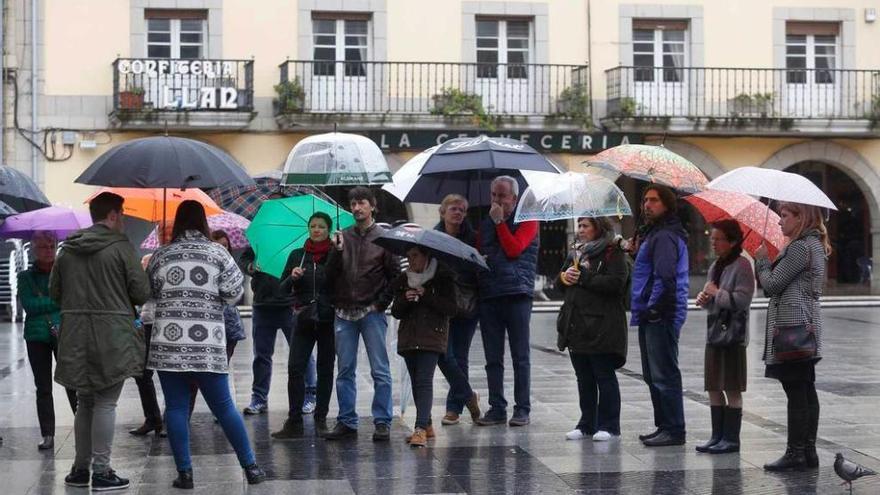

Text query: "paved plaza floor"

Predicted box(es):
[2, 308, 880, 494]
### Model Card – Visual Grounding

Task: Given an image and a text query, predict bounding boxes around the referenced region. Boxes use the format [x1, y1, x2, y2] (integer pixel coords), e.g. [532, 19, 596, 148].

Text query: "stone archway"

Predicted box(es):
[761, 141, 880, 291]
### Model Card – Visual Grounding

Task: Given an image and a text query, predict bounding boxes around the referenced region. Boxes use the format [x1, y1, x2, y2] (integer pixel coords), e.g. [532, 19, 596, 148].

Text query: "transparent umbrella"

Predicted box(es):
[514, 172, 632, 223]
[282, 132, 392, 186]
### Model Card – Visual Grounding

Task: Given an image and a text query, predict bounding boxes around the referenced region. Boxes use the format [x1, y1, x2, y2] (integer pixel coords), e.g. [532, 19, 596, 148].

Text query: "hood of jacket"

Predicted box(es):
[644, 214, 688, 242]
[62, 224, 130, 254]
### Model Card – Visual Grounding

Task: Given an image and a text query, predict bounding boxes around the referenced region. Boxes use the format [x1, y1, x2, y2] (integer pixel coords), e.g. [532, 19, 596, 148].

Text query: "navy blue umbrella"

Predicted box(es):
[420, 136, 559, 174]
[75, 136, 254, 189]
[373, 224, 488, 271]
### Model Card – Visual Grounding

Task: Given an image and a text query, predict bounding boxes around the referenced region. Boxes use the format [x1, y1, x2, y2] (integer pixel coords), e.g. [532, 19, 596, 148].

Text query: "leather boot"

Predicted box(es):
[708, 407, 741, 454]
[172, 470, 194, 489]
[764, 408, 808, 471]
[695, 406, 725, 453]
[803, 404, 820, 468]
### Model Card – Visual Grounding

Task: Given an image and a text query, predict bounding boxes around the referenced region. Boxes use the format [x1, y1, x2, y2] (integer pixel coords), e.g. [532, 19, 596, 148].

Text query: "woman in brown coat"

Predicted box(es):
[391, 246, 457, 447]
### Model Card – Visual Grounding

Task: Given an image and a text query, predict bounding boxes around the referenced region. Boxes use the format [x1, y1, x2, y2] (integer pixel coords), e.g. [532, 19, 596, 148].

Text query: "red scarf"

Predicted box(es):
[304, 238, 331, 263]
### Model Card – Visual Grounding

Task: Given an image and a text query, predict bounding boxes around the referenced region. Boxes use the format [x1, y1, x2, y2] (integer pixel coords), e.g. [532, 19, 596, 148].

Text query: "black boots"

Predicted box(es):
[695, 406, 725, 453]
[708, 408, 742, 454]
[804, 404, 820, 468]
[271, 418, 304, 440]
[764, 408, 808, 471]
[173, 470, 194, 489]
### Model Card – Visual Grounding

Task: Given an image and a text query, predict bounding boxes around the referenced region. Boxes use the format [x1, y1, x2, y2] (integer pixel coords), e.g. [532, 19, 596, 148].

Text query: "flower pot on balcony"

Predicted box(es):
[119, 90, 145, 110]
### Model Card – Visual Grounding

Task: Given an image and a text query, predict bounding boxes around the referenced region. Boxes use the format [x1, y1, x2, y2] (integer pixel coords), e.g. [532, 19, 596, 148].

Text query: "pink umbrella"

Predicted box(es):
[0, 205, 92, 240]
[141, 211, 251, 250]
[684, 189, 785, 259]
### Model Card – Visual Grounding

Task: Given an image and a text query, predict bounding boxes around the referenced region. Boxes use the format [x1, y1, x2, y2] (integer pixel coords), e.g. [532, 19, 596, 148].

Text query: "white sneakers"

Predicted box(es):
[565, 429, 617, 441]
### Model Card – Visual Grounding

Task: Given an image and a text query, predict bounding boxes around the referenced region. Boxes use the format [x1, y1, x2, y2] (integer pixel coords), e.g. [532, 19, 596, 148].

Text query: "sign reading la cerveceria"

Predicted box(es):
[368, 130, 642, 153]
[117, 59, 239, 110]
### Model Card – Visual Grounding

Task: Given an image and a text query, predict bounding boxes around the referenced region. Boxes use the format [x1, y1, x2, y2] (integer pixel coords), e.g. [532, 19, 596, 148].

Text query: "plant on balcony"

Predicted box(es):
[274, 77, 305, 114]
[607, 96, 639, 119]
[553, 83, 591, 128]
[867, 94, 880, 122]
[729, 92, 774, 118]
[118, 86, 145, 110]
[430, 88, 494, 131]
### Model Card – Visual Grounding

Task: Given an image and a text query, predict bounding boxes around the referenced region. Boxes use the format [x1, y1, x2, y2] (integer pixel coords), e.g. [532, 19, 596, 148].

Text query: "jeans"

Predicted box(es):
[251, 306, 317, 404]
[403, 350, 440, 429]
[158, 371, 256, 471]
[73, 382, 124, 475]
[134, 324, 162, 424]
[479, 295, 532, 416]
[437, 315, 478, 414]
[638, 322, 686, 436]
[334, 311, 393, 429]
[569, 353, 621, 435]
[288, 319, 335, 421]
[26, 340, 77, 437]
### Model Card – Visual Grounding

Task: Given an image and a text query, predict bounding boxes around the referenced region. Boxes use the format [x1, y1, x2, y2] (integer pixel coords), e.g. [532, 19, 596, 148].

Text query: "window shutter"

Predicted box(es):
[311, 11, 372, 21]
[785, 21, 840, 36]
[144, 9, 207, 20]
[632, 19, 689, 31]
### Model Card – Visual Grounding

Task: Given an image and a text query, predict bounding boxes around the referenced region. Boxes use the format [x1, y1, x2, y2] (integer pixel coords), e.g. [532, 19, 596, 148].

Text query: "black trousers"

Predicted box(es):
[134, 325, 163, 424]
[781, 379, 819, 447]
[403, 350, 441, 429]
[26, 340, 77, 437]
[287, 319, 335, 421]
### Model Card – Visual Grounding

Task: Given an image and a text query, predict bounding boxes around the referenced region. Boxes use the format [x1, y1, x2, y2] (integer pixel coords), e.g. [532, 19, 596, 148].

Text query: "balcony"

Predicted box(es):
[109, 58, 256, 130]
[275, 60, 590, 131]
[603, 66, 880, 135]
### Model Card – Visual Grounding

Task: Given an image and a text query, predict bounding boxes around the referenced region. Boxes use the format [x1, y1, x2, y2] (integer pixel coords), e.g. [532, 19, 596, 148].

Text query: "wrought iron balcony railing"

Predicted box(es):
[605, 66, 880, 121]
[112, 58, 254, 113]
[277, 60, 589, 122]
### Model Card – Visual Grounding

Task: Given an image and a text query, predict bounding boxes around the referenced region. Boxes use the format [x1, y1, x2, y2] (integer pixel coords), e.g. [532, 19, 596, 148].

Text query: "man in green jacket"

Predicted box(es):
[50, 192, 151, 491]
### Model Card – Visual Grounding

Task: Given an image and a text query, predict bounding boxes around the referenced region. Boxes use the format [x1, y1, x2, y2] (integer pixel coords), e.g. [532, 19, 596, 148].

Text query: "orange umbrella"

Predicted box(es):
[85, 187, 223, 223]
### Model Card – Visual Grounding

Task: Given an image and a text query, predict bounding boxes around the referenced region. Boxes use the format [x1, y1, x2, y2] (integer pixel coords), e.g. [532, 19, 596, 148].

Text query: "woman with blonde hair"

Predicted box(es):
[756, 202, 830, 472]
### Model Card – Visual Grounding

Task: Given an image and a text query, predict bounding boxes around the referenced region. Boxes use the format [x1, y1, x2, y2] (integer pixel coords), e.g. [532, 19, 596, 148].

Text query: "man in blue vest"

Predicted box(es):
[475, 176, 540, 427]
[631, 184, 689, 447]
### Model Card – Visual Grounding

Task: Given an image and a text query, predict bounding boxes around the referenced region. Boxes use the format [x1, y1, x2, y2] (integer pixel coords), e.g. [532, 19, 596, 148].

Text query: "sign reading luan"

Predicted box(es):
[368, 131, 642, 153]
[117, 59, 239, 110]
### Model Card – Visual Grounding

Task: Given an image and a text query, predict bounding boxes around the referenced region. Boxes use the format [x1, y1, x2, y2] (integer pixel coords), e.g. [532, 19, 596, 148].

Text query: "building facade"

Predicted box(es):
[4, 0, 880, 292]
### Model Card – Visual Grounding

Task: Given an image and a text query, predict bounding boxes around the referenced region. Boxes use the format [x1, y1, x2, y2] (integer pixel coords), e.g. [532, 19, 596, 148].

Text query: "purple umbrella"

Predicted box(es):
[141, 211, 251, 250]
[0, 205, 92, 240]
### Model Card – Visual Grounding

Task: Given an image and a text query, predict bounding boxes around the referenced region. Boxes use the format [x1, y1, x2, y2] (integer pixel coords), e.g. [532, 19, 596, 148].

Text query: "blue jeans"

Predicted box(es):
[334, 311, 393, 429]
[479, 295, 532, 416]
[157, 371, 256, 471]
[251, 306, 316, 404]
[638, 322, 686, 436]
[438, 315, 478, 414]
[570, 352, 621, 435]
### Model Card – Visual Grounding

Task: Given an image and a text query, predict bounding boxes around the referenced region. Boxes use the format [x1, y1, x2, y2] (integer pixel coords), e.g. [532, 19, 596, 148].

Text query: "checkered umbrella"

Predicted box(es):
[208, 171, 322, 220]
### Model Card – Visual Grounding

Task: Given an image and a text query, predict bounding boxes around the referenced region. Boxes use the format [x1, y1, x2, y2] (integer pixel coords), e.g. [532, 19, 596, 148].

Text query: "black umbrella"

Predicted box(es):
[373, 224, 489, 271]
[421, 136, 559, 174]
[0, 165, 50, 212]
[75, 136, 254, 189]
[0, 199, 18, 218]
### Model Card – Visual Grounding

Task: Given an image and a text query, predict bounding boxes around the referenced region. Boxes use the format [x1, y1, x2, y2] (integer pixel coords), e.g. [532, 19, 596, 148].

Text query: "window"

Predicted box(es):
[785, 22, 839, 84]
[632, 20, 688, 83]
[146, 11, 206, 59]
[476, 19, 531, 79]
[312, 17, 369, 77]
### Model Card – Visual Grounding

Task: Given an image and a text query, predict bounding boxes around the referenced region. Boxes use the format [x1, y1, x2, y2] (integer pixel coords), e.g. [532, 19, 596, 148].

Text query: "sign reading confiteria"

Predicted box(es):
[367, 130, 642, 153]
[117, 59, 239, 110]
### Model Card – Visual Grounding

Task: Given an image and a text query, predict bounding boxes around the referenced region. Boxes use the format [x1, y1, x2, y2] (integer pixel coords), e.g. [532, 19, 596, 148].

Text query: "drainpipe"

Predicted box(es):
[30, 0, 36, 182]
[586, 0, 594, 124]
[0, 0, 5, 164]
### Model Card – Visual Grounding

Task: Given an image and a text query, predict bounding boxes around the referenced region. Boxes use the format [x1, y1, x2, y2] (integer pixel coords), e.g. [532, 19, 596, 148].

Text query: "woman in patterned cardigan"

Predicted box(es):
[146, 201, 265, 489]
[755, 202, 830, 472]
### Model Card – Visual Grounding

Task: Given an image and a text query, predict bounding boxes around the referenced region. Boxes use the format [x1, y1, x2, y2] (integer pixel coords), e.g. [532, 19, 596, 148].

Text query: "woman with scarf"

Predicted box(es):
[272, 212, 337, 439]
[694, 220, 755, 454]
[391, 246, 458, 447]
[756, 203, 829, 472]
[557, 217, 630, 442]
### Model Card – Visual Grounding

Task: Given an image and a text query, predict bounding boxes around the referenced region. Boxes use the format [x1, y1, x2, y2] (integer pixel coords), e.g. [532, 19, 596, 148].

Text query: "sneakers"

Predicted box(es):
[441, 412, 460, 425]
[408, 427, 428, 448]
[91, 470, 130, 492]
[508, 413, 530, 427]
[475, 409, 507, 426]
[465, 391, 482, 422]
[372, 423, 391, 442]
[271, 418, 305, 440]
[405, 425, 435, 443]
[302, 400, 316, 415]
[243, 464, 266, 485]
[592, 431, 616, 442]
[323, 422, 358, 441]
[242, 401, 268, 415]
[64, 468, 90, 488]
[565, 429, 587, 441]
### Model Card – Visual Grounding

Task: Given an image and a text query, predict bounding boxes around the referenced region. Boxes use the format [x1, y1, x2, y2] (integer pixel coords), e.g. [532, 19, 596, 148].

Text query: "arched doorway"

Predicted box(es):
[786, 161, 872, 290]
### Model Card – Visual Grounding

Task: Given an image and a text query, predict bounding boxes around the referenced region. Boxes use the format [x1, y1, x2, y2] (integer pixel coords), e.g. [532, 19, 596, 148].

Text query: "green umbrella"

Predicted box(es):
[245, 195, 355, 279]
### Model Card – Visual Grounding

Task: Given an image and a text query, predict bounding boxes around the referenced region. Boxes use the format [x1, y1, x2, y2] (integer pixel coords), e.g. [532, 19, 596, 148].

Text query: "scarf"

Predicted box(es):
[406, 257, 438, 290]
[574, 231, 613, 261]
[304, 238, 331, 263]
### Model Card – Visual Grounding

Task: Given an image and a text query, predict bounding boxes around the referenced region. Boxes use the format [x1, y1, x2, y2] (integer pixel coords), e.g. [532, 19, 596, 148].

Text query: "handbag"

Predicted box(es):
[772, 246, 818, 363]
[454, 282, 477, 318]
[706, 305, 747, 347]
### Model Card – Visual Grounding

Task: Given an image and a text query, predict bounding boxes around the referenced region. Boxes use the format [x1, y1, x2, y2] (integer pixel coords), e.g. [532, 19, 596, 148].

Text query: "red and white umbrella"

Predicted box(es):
[684, 189, 785, 259]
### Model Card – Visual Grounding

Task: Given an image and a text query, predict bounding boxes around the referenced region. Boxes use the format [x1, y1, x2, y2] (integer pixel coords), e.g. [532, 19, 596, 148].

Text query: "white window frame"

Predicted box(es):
[786, 33, 838, 85]
[147, 18, 207, 59]
[632, 27, 688, 83]
[476, 18, 532, 80]
[312, 18, 370, 76]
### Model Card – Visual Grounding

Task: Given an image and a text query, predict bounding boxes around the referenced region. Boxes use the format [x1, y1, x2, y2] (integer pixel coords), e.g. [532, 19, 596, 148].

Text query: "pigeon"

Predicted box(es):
[834, 452, 877, 494]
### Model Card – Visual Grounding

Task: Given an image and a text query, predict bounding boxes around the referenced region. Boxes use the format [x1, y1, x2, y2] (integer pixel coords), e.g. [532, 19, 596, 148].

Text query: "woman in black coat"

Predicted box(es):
[557, 217, 630, 442]
[272, 212, 336, 439]
[391, 246, 458, 448]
